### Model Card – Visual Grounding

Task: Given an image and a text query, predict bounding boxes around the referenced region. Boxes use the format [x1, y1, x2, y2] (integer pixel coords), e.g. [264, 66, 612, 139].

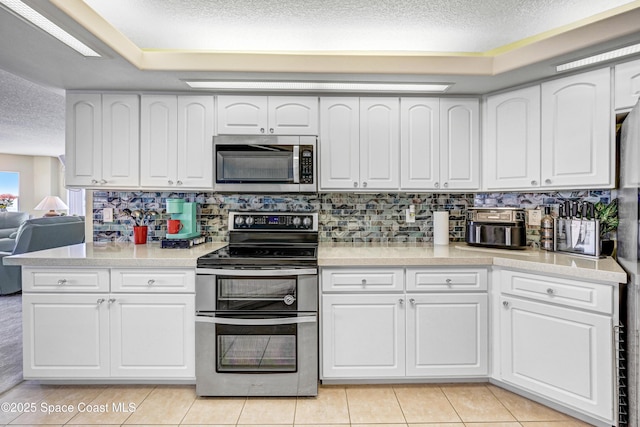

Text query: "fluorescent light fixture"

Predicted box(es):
[185, 80, 452, 93]
[556, 42, 640, 72]
[0, 0, 100, 57]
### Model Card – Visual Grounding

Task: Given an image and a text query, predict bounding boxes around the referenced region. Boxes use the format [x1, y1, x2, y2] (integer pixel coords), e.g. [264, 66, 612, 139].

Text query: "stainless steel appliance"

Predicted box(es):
[214, 135, 317, 193]
[195, 211, 319, 396]
[554, 200, 601, 257]
[465, 207, 526, 249]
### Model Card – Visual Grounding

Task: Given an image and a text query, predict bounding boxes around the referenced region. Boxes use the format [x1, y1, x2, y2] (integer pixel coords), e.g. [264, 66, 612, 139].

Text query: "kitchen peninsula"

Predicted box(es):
[4, 242, 627, 427]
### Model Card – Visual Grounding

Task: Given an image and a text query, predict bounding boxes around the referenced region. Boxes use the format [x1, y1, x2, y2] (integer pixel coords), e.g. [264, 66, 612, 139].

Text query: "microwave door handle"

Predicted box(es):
[293, 145, 300, 184]
[196, 314, 317, 326]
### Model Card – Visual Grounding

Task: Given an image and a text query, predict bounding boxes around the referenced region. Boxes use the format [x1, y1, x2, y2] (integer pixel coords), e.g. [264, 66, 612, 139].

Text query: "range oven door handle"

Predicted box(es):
[195, 314, 317, 326]
[196, 268, 317, 276]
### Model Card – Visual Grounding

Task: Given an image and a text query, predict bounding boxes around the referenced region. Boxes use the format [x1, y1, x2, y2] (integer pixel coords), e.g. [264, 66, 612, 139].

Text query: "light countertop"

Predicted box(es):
[4, 242, 628, 283]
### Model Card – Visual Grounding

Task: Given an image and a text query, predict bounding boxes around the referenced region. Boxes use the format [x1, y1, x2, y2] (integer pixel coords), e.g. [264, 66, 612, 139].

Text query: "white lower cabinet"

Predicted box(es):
[321, 267, 488, 380]
[22, 267, 195, 380]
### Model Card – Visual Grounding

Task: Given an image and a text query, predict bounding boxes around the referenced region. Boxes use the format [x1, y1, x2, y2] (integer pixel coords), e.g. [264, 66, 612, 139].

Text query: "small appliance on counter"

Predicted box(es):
[161, 198, 205, 248]
[554, 200, 601, 257]
[465, 207, 526, 249]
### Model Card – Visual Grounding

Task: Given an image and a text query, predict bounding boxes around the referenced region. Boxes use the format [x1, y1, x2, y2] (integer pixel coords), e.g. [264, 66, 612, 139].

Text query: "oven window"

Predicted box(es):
[216, 323, 297, 373]
[217, 277, 297, 311]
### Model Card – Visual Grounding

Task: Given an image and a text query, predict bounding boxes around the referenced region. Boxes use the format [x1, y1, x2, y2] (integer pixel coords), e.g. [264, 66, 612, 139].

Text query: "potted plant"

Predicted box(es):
[594, 198, 619, 256]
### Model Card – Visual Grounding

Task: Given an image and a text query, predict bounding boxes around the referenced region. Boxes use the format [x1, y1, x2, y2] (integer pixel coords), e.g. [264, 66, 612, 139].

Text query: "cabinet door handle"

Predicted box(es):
[260, 128, 265, 133]
[176, 180, 183, 186]
[269, 128, 274, 134]
[434, 182, 439, 188]
[108, 298, 116, 305]
[148, 279, 155, 286]
[91, 179, 98, 184]
[100, 179, 107, 184]
[545, 179, 552, 185]
[96, 298, 105, 305]
[168, 180, 174, 185]
[353, 182, 358, 188]
[363, 182, 367, 188]
[398, 298, 404, 306]
[409, 298, 416, 305]
[502, 301, 509, 308]
[443, 182, 448, 188]
[531, 180, 538, 186]
[546, 288, 555, 295]
[57, 279, 67, 286]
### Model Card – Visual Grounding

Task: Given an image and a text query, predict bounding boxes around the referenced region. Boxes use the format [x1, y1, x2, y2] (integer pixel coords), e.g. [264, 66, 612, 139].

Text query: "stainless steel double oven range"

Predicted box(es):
[195, 212, 319, 396]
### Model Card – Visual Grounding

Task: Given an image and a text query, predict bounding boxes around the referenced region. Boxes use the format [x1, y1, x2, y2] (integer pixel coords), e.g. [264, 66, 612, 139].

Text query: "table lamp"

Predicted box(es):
[34, 196, 69, 217]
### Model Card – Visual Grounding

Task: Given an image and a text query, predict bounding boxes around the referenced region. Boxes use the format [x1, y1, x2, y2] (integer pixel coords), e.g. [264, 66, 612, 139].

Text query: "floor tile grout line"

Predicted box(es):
[390, 384, 409, 425]
[439, 384, 465, 424]
[482, 382, 519, 423]
[177, 384, 198, 426]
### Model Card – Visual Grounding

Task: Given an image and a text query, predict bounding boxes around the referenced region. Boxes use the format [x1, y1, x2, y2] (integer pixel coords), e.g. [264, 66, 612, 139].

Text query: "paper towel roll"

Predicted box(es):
[433, 211, 449, 245]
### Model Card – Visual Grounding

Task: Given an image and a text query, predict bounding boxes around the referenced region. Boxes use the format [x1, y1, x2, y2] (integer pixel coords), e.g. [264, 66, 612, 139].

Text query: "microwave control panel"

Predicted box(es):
[300, 146, 314, 184]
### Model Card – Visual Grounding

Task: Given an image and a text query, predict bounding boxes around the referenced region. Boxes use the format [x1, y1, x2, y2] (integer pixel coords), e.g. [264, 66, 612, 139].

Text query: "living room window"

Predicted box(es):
[0, 171, 19, 212]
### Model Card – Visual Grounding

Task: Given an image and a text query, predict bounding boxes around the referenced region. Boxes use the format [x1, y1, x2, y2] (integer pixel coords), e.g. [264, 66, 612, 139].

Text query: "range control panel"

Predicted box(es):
[229, 212, 318, 231]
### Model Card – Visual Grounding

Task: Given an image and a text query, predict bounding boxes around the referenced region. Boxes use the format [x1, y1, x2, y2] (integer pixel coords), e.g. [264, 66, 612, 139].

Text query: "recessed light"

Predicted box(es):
[184, 80, 452, 93]
[556, 43, 640, 72]
[0, 0, 100, 57]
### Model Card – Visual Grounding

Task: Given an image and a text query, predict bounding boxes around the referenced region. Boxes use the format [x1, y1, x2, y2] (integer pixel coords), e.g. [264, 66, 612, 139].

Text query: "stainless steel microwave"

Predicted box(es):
[214, 135, 317, 193]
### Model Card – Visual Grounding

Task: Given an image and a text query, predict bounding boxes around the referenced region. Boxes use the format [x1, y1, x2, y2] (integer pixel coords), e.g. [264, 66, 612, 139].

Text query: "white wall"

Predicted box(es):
[0, 154, 65, 217]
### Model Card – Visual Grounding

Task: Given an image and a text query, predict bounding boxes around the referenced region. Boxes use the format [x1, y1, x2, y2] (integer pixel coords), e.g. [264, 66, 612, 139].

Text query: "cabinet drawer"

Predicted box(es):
[500, 269, 613, 314]
[23, 268, 109, 293]
[322, 268, 404, 292]
[111, 268, 195, 293]
[406, 268, 487, 292]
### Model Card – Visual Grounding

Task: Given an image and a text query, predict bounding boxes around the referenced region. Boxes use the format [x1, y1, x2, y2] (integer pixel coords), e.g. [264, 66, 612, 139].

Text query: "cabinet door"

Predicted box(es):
[322, 294, 405, 378]
[102, 94, 139, 188]
[23, 293, 110, 378]
[216, 96, 268, 134]
[177, 96, 214, 188]
[400, 98, 440, 190]
[500, 296, 613, 421]
[541, 68, 612, 188]
[614, 58, 640, 110]
[110, 294, 195, 378]
[440, 99, 480, 190]
[485, 87, 541, 190]
[360, 98, 400, 190]
[140, 95, 178, 187]
[319, 97, 360, 189]
[406, 294, 487, 377]
[268, 96, 318, 135]
[65, 93, 102, 186]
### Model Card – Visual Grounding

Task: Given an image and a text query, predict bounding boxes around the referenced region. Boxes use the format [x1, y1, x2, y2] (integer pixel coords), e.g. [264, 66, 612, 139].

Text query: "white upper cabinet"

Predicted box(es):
[320, 97, 399, 190]
[141, 95, 213, 189]
[615, 58, 640, 110]
[439, 99, 480, 190]
[359, 98, 400, 190]
[484, 86, 541, 190]
[541, 68, 612, 189]
[217, 96, 318, 135]
[66, 93, 139, 188]
[319, 97, 360, 189]
[400, 98, 440, 189]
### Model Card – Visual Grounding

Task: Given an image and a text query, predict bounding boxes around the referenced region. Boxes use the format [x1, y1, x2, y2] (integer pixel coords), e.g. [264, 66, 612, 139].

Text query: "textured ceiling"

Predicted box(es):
[85, 0, 635, 52]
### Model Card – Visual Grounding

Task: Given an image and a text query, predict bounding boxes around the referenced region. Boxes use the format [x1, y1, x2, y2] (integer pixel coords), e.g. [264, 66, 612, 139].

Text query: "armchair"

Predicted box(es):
[0, 212, 30, 252]
[0, 216, 85, 295]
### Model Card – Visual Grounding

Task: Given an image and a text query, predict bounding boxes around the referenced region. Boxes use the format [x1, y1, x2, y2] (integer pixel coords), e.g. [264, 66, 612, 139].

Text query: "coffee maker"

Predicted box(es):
[161, 198, 204, 248]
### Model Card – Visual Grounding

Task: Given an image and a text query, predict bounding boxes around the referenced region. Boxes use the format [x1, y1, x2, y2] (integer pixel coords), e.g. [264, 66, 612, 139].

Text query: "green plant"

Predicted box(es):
[594, 198, 619, 237]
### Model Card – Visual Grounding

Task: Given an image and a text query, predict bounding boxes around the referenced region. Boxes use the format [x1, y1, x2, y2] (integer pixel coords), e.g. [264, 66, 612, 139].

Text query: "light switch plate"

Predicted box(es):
[528, 209, 542, 226]
[103, 208, 113, 222]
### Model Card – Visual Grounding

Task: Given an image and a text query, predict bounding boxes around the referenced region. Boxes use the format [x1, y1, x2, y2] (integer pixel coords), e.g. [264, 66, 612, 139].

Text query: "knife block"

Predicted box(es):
[554, 218, 601, 257]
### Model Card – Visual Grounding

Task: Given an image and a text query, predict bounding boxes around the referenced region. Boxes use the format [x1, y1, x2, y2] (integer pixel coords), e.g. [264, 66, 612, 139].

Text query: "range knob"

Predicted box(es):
[292, 216, 302, 227]
[245, 216, 254, 226]
[302, 217, 312, 228]
[234, 216, 245, 226]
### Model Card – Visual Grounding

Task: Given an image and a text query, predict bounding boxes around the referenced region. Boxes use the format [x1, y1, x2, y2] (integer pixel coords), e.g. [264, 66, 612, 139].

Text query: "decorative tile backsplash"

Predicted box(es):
[92, 190, 610, 245]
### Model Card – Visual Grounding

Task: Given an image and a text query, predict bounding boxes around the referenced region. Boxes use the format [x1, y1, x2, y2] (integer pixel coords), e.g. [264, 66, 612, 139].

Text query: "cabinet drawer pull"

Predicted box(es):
[546, 288, 555, 295]
[108, 298, 116, 305]
[96, 298, 105, 305]
[445, 278, 452, 285]
[398, 298, 404, 306]
[409, 298, 416, 305]
[361, 279, 367, 286]
[503, 301, 509, 308]
[148, 279, 155, 286]
[57, 279, 67, 286]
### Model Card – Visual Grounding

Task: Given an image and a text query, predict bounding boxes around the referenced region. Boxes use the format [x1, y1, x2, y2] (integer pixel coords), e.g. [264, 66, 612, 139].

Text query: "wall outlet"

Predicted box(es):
[528, 209, 542, 226]
[103, 207, 113, 222]
[405, 206, 416, 223]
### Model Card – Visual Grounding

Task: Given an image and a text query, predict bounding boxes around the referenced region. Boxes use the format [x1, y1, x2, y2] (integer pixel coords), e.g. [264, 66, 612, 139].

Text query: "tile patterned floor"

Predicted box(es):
[0, 382, 595, 426]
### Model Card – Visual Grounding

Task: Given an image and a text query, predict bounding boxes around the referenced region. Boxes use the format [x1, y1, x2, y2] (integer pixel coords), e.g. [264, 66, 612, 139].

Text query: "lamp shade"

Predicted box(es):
[34, 196, 68, 211]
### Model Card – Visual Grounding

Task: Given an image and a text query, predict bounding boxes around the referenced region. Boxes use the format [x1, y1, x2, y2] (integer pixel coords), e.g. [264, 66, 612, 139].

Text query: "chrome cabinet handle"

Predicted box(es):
[100, 179, 107, 184]
[354, 182, 358, 188]
[168, 180, 174, 185]
[409, 298, 416, 305]
[176, 180, 183, 185]
[443, 182, 448, 188]
[260, 128, 265, 133]
[434, 182, 439, 188]
[531, 180, 538, 186]
[547, 288, 555, 295]
[97, 298, 105, 305]
[503, 301, 509, 308]
[361, 279, 367, 286]
[91, 179, 98, 184]
[363, 182, 367, 188]
[108, 298, 116, 305]
[545, 179, 552, 184]
[57, 279, 67, 286]
[147, 279, 155, 286]
[399, 298, 404, 306]
[269, 128, 274, 134]
[445, 278, 452, 284]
